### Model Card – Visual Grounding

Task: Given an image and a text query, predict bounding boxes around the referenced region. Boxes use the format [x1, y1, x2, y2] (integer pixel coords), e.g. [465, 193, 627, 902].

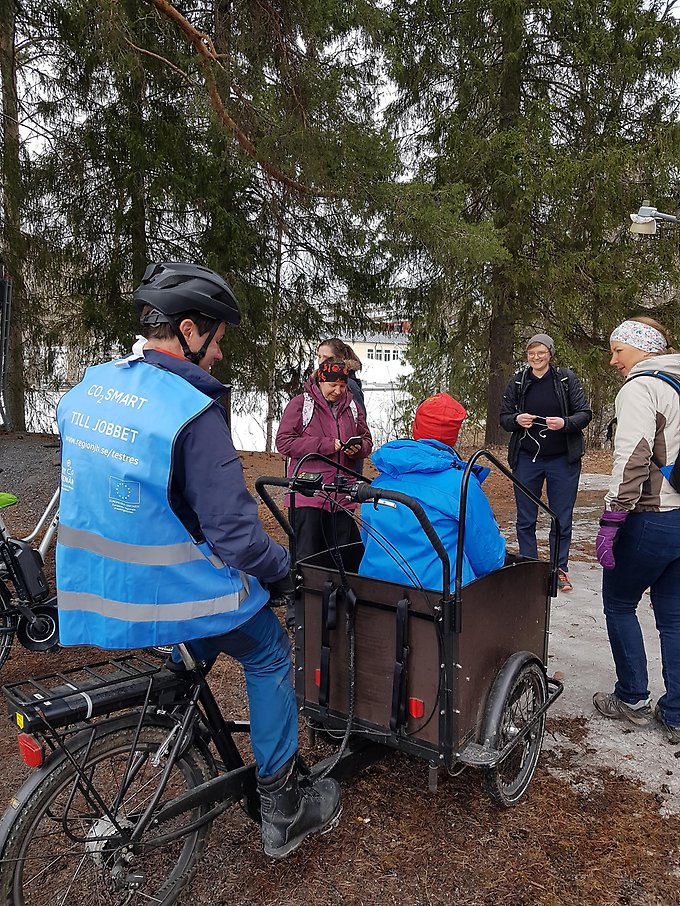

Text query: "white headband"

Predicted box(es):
[610, 320, 667, 353]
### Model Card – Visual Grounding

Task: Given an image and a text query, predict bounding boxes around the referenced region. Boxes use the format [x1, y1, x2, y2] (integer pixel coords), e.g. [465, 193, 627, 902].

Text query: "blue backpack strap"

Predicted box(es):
[626, 370, 680, 396]
[624, 371, 680, 483]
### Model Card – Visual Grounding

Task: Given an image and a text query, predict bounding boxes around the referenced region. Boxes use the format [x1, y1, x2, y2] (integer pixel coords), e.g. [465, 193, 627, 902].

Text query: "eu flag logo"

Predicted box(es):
[108, 478, 141, 510]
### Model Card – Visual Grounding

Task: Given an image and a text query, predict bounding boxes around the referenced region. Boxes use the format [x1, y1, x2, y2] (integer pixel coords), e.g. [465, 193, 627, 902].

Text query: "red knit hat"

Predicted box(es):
[412, 393, 467, 446]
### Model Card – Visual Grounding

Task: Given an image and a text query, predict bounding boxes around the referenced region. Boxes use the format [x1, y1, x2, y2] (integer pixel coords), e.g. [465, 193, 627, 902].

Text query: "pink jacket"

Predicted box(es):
[275, 375, 372, 510]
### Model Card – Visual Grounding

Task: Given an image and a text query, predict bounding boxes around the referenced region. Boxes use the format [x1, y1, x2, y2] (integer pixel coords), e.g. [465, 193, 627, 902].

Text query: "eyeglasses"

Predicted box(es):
[528, 352, 548, 359]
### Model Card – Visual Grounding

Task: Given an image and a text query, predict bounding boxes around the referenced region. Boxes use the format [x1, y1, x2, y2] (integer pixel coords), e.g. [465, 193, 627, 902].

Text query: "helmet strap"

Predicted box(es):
[191, 320, 221, 364]
[141, 308, 220, 365]
[174, 317, 220, 365]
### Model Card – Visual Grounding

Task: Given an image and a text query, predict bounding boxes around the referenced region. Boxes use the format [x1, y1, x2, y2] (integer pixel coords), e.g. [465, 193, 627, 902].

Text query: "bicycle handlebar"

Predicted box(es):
[255, 470, 452, 603]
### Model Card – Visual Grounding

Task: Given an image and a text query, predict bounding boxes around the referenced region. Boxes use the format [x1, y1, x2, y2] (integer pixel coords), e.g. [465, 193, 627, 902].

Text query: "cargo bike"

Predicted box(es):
[0, 451, 563, 905]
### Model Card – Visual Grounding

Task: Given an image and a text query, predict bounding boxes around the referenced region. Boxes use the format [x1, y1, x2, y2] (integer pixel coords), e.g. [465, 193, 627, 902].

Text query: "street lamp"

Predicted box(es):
[629, 201, 679, 236]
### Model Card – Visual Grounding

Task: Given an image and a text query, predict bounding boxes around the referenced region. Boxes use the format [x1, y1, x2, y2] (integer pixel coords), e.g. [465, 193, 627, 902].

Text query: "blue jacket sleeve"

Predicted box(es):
[462, 478, 506, 577]
[171, 405, 290, 583]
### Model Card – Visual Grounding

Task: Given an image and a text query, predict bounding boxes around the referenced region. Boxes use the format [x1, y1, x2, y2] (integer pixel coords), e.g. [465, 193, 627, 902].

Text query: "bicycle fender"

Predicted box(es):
[479, 651, 544, 747]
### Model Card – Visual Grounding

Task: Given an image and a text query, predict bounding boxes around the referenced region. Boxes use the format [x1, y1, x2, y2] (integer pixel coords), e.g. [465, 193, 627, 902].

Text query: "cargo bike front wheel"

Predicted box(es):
[480, 655, 548, 807]
[0, 720, 215, 906]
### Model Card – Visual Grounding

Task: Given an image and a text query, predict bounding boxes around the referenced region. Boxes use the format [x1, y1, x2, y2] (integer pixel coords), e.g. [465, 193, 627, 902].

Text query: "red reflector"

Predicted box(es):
[18, 733, 44, 768]
[314, 669, 320, 687]
[408, 697, 425, 719]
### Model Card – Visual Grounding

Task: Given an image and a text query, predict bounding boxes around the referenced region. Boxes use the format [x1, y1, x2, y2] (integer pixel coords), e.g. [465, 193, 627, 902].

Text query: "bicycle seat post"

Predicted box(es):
[176, 642, 197, 670]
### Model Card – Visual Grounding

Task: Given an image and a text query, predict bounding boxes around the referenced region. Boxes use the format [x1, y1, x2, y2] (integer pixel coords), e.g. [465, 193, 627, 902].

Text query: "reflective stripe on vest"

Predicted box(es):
[58, 523, 225, 568]
[58, 581, 248, 620]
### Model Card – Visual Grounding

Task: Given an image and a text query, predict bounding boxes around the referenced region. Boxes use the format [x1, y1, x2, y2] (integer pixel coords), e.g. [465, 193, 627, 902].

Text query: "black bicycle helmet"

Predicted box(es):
[133, 262, 240, 365]
[133, 261, 240, 325]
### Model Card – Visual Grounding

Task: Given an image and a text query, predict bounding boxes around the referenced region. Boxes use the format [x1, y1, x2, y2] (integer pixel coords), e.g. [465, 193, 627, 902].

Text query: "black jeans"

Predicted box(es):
[513, 452, 581, 571]
[292, 505, 361, 563]
[286, 506, 361, 628]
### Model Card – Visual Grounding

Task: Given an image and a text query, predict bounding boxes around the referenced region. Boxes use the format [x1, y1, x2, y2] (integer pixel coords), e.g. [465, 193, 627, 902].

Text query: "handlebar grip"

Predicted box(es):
[254, 476, 294, 539]
[255, 476, 290, 494]
[351, 482, 380, 504]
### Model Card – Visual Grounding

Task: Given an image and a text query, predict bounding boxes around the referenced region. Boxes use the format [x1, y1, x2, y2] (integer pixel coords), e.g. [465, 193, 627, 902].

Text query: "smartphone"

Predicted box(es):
[340, 435, 362, 450]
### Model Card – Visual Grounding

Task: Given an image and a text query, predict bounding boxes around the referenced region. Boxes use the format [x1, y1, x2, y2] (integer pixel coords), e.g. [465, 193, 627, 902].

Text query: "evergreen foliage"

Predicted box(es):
[2, 0, 395, 434]
[381, 0, 680, 443]
[1, 0, 680, 444]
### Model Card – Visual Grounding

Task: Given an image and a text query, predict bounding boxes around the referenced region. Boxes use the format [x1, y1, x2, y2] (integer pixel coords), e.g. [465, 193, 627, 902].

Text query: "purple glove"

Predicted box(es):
[595, 510, 628, 569]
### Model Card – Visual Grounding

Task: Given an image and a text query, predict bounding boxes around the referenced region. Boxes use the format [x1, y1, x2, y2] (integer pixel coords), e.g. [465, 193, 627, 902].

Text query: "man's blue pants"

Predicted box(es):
[177, 607, 297, 778]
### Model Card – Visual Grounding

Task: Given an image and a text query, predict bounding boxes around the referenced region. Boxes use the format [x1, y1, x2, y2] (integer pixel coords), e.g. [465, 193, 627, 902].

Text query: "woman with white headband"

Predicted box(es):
[593, 315, 680, 745]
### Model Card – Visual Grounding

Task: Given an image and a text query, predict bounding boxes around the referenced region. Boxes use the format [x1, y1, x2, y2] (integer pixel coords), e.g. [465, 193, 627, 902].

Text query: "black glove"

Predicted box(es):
[266, 572, 295, 608]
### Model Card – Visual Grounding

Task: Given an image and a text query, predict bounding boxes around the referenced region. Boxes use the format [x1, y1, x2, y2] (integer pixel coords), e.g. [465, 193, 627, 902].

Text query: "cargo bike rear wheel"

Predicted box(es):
[0, 720, 214, 906]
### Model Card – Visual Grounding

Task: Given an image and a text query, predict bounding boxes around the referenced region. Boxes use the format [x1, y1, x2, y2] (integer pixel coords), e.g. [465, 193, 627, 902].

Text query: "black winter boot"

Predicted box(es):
[257, 756, 341, 859]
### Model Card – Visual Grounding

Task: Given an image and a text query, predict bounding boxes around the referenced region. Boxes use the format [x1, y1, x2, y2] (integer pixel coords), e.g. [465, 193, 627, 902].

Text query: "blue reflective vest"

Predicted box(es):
[56, 357, 268, 649]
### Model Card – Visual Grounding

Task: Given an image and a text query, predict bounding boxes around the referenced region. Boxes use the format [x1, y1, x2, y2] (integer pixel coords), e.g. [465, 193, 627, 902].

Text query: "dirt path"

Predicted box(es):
[0, 433, 678, 905]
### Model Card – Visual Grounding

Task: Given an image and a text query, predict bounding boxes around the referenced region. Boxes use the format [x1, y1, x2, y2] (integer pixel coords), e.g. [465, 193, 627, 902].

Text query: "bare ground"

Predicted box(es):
[0, 433, 678, 905]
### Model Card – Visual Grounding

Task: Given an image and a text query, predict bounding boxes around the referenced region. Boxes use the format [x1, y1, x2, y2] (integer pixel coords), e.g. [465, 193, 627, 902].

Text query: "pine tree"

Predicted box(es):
[4, 0, 397, 432]
[0, 0, 28, 429]
[382, 0, 680, 444]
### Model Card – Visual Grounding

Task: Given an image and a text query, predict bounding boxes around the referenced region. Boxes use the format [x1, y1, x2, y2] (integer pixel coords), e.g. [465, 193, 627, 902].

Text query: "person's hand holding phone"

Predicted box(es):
[517, 414, 564, 431]
[335, 435, 362, 457]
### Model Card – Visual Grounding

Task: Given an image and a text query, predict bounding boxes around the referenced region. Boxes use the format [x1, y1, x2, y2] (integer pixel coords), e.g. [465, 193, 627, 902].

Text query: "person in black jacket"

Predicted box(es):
[500, 333, 592, 591]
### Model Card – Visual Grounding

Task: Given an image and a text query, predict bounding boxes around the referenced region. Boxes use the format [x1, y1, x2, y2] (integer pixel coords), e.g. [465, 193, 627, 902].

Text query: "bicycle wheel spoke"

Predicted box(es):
[0, 723, 214, 905]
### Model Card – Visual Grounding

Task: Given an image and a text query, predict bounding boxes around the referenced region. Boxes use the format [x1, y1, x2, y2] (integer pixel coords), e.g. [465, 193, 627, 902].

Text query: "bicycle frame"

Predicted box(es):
[0, 489, 59, 601]
[2, 641, 384, 856]
[0, 488, 61, 660]
[20, 488, 59, 562]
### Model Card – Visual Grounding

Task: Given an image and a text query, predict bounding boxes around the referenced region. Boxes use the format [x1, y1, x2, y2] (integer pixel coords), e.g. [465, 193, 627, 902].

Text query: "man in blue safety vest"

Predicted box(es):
[55, 261, 340, 859]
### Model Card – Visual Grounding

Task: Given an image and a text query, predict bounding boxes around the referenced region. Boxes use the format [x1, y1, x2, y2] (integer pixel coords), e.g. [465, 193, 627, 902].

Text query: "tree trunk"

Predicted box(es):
[484, 287, 515, 447]
[127, 70, 148, 283]
[484, 0, 525, 447]
[265, 204, 284, 452]
[0, 0, 26, 430]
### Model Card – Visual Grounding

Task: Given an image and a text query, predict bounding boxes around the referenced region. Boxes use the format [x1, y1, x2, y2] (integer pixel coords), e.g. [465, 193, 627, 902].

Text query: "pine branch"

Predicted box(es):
[144, 0, 338, 198]
[123, 37, 197, 87]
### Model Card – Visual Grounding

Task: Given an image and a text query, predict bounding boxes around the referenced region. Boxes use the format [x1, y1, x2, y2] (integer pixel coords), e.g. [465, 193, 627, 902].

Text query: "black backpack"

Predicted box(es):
[624, 370, 680, 492]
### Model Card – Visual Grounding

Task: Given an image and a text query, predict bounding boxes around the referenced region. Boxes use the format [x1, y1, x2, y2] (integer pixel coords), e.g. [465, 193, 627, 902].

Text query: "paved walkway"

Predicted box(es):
[511, 474, 680, 815]
[546, 559, 679, 816]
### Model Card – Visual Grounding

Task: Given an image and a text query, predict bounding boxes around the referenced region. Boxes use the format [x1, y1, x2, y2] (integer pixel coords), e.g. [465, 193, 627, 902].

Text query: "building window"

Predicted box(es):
[375, 348, 383, 361]
[367, 348, 374, 360]
[393, 349, 400, 360]
[384, 349, 391, 362]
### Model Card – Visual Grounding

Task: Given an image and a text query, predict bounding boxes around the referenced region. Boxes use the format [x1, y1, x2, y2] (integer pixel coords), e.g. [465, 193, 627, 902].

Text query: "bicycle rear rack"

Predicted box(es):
[3, 654, 186, 734]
